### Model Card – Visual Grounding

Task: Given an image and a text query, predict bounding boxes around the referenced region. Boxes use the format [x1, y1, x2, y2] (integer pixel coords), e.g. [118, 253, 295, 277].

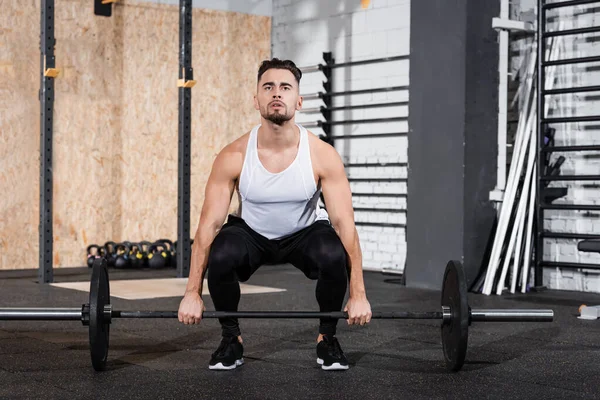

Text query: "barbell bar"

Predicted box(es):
[0, 258, 554, 373]
[0, 308, 553, 322]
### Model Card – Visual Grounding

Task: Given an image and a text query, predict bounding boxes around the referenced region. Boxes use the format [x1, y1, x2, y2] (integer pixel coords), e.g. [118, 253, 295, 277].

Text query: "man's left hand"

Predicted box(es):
[344, 296, 372, 326]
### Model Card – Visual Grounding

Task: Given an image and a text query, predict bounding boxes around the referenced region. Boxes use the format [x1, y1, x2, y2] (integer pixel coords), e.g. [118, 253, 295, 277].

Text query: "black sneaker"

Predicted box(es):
[316, 335, 349, 370]
[209, 336, 244, 370]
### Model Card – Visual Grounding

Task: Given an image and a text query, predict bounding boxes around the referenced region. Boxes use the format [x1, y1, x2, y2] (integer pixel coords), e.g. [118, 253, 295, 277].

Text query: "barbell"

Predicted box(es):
[0, 258, 553, 372]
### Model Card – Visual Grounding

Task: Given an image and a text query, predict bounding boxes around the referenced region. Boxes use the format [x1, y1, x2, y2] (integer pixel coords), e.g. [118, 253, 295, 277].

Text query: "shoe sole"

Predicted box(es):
[317, 358, 349, 371]
[209, 358, 244, 370]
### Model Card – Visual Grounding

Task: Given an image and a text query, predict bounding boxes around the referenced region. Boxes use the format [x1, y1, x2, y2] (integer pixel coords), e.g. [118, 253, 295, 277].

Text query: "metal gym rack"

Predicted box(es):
[536, 0, 600, 287]
[298, 53, 408, 229]
[38, 0, 194, 282]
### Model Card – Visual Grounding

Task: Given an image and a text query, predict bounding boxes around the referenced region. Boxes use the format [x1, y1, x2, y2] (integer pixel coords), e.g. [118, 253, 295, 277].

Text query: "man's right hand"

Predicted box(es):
[178, 292, 205, 325]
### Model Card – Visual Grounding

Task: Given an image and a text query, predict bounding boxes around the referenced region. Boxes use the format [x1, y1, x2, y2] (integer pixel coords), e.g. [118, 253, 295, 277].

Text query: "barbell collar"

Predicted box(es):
[442, 306, 451, 324]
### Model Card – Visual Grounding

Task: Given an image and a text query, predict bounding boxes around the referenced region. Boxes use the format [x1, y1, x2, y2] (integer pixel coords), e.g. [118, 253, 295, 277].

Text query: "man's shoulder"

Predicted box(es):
[223, 131, 251, 154]
[306, 129, 337, 158]
[306, 129, 327, 150]
[214, 131, 251, 175]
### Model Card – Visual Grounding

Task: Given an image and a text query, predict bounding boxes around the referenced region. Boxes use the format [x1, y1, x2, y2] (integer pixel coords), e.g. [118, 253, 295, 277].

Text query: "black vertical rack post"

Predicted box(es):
[536, 0, 600, 288]
[320, 52, 334, 144]
[177, 0, 194, 278]
[39, 0, 58, 283]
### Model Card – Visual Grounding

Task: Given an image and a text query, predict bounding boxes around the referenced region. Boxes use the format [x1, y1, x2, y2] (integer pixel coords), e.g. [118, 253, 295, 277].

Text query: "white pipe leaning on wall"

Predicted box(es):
[520, 164, 537, 293]
[482, 50, 537, 295]
[509, 115, 540, 294]
[496, 101, 537, 295]
[484, 24, 564, 295]
[498, 33, 563, 295]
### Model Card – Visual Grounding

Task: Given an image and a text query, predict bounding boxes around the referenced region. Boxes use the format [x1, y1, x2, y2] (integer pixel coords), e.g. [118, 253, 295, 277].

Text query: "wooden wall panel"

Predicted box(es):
[0, 0, 270, 270]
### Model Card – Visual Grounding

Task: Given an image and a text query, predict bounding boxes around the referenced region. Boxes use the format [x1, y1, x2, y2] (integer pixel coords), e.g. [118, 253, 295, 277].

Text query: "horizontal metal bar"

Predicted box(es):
[327, 101, 409, 112]
[348, 177, 407, 182]
[542, 203, 600, 210]
[542, 232, 600, 239]
[543, 55, 600, 67]
[541, 261, 600, 270]
[541, 175, 600, 181]
[303, 121, 320, 128]
[0, 308, 82, 320]
[353, 207, 406, 213]
[328, 85, 409, 97]
[114, 310, 440, 319]
[329, 132, 407, 139]
[299, 64, 322, 74]
[544, 25, 600, 38]
[299, 55, 408, 74]
[0, 306, 553, 323]
[470, 309, 554, 322]
[301, 101, 408, 114]
[331, 55, 409, 69]
[113, 309, 551, 322]
[300, 106, 323, 114]
[543, 0, 600, 10]
[352, 192, 406, 198]
[302, 93, 321, 101]
[543, 115, 600, 123]
[305, 117, 407, 128]
[329, 117, 408, 125]
[345, 162, 407, 167]
[355, 222, 406, 228]
[542, 144, 600, 152]
[301, 85, 408, 100]
[492, 17, 534, 32]
[543, 85, 600, 95]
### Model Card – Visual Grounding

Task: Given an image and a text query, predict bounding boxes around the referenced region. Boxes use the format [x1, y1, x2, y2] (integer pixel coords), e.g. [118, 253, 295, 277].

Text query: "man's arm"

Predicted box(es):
[184, 146, 240, 297]
[318, 144, 367, 300]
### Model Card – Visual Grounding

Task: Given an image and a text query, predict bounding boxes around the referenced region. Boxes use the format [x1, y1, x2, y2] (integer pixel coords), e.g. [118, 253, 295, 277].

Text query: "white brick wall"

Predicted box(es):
[272, 0, 410, 272]
[511, 0, 600, 293]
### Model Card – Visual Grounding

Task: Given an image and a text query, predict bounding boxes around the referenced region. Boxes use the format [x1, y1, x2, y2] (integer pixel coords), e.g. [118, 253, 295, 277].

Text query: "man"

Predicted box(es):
[177, 58, 372, 371]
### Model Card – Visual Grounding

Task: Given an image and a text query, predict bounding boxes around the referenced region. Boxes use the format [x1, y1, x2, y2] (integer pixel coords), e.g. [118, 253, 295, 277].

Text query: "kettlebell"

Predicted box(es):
[114, 242, 131, 269]
[158, 239, 175, 268]
[147, 241, 169, 269]
[86, 244, 102, 268]
[138, 241, 152, 268]
[104, 241, 118, 268]
[129, 243, 144, 269]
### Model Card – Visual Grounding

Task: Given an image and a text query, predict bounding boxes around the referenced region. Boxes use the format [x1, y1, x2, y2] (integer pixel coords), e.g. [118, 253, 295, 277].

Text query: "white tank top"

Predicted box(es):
[234, 123, 330, 239]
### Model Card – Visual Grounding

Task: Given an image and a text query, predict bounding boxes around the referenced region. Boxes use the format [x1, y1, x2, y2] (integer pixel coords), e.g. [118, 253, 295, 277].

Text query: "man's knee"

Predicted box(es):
[305, 231, 348, 280]
[207, 228, 249, 283]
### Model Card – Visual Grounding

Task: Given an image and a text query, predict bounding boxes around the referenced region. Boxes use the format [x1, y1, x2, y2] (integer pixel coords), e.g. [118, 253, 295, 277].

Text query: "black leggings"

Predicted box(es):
[206, 214, 349, 338]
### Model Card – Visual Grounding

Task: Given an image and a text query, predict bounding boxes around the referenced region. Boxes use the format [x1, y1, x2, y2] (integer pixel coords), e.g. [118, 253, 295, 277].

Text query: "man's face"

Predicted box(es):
[254, 68, 302, 126]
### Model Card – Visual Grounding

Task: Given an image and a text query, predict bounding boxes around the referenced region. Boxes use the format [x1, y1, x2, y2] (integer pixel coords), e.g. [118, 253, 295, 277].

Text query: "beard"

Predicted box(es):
[263, 107, 292, 126]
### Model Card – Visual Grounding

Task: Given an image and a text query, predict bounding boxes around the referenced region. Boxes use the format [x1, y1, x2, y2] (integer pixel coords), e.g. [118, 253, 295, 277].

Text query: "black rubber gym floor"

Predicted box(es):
[1, 264, 599, 400]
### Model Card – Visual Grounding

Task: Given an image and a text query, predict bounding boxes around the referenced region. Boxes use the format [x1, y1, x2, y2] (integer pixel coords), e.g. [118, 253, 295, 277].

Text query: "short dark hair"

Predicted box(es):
[257, 58, 302, 86]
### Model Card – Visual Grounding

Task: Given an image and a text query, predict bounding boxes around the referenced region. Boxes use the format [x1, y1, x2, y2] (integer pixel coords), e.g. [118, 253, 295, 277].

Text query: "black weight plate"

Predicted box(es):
[440, 260, 469, 372]
[89, 258, 110, 371]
